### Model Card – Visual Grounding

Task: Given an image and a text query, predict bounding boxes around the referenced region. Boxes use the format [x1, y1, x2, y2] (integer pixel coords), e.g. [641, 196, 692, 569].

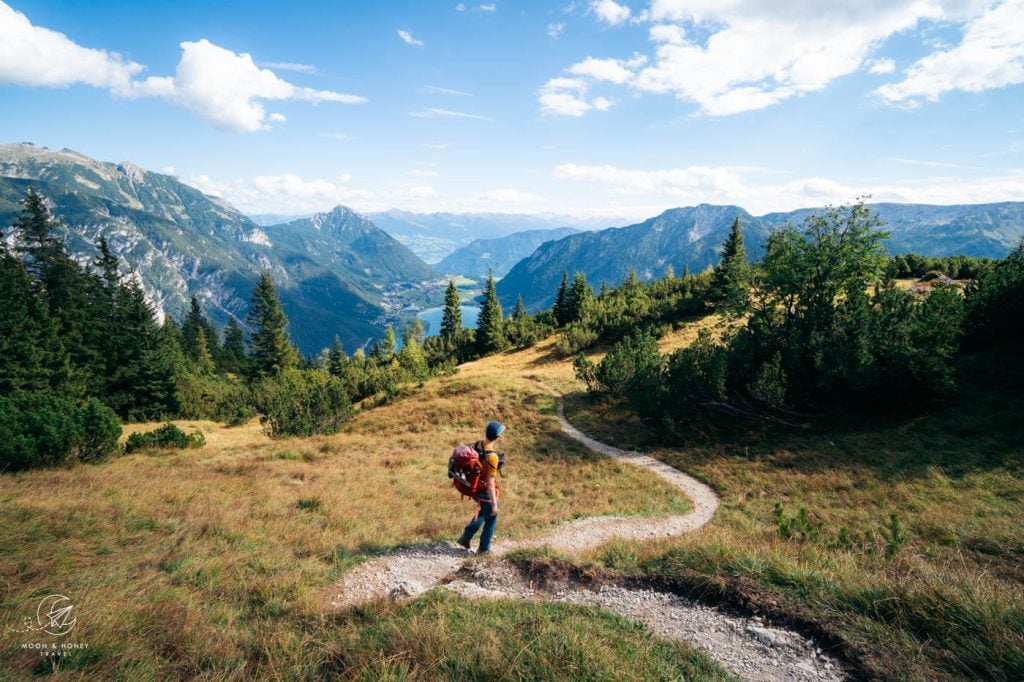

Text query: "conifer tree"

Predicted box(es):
[553, 269, 570, 326]
[14, 187, 61, 280]
[328, 335, 348, 376]
[13, 189, 97, 396]
[108, 277, 178, 418]
[246, 273, 298, 378]
[440, 279, 462, 343]
[513, 294, 527, 320]
[181, 296, 221, 367]
[0, 252, 68, 394]
[222, 316, 247, 374]
[193, 327, 216, 374]
[378, 325, 397, 362]
[567, 272, 594, 324]
[709, 216, 750, 314]
[476, 269, 506, 355]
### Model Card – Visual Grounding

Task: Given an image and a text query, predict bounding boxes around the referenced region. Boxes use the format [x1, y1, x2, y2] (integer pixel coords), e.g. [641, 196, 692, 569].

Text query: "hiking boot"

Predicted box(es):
[456, 536, 471, 550]
[476, 549, 490, 556]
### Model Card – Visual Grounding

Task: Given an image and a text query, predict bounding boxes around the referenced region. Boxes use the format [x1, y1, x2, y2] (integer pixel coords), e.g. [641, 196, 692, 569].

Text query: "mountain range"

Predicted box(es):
[497, 202, 1024, 311]
[435, 227, 579, 279]
[367, 209, 616, 264]
[0, 143, 435, 354]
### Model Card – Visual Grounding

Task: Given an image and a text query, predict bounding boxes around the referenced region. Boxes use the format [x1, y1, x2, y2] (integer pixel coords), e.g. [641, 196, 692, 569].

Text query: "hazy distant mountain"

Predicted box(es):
[497, 202, 1024, 312]
[0, 143, 435, 353]
[368, 209, 619, 263]
[248, 211, 312, 226]
[763, 202, 1024, 258]
[497, 205, 770, 311]
[435, 227, 579, 279]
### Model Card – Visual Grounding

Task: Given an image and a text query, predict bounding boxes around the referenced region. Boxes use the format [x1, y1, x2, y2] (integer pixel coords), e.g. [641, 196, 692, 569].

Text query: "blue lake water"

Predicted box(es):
[417, 305, 480, 337]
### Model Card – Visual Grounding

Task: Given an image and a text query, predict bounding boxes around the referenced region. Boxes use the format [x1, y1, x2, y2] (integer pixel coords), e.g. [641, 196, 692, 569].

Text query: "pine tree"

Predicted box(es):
[194, 327, 216, 374]
[108, 277, 178, 418]
[181, 296, 222, 367]
[709, 216, 750, 314]
[440, 279, 462, 343]
[14, 187, 61, 281]
[567, 272, 594, 324]
[476, 269, 506, 355]
[246, 273, 298, 378]
[553, 269, 570, 326]
[328, 335, 348, 376]
[405, 317, 426, 348]
[222, 315, 247, 374]
[513, 294, 527, 320]
[0, 252, 69, 394]
[12, 191, 99, 397]
[378, 325, 397, 362]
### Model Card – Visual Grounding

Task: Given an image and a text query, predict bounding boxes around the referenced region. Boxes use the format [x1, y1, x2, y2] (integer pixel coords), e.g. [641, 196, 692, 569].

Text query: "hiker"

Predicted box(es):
[456, 420, 505, 554]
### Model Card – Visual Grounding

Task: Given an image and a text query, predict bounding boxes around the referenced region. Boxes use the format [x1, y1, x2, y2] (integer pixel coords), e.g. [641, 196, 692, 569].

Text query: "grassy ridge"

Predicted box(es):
[566, 343, 1024, 680]
[0, 372, 690, 678]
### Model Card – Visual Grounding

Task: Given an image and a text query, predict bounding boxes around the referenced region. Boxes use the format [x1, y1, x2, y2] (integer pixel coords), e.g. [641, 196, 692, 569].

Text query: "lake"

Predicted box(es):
[417, 304, 480, 336]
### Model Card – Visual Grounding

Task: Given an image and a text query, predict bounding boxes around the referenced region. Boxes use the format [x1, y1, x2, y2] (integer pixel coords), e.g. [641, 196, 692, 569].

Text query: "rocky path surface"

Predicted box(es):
[323, 390, 847, 681]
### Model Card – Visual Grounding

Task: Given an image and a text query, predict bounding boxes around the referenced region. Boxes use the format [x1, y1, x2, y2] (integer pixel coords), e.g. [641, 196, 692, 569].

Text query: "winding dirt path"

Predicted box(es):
[322, 391, 845, 681]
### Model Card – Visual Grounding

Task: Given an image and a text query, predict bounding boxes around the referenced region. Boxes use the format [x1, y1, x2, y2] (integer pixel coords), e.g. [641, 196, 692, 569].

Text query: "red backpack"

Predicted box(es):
[448, 441, 504, 499]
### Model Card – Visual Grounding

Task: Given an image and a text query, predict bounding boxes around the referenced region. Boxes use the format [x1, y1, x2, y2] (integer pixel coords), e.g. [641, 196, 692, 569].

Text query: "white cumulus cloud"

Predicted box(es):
[127, 39, 366, 132]
[545, 1, 1005, 117]
[867, 58, 896, 75]
[590, 0, 632, 25]
[398, 29, 424, 46]
[876, 0, 1024, 104]
[0, 1, 143, 90]
[0, 4, 367, 132]
[539, 77, 614, 116]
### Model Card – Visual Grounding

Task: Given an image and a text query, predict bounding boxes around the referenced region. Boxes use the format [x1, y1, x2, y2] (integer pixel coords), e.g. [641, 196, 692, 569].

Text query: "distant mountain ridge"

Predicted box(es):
[435, 227, 580, 278]
[367, 209, 619, 263]
[0, 143, 434, 354]
[497, 202, 1024, 312]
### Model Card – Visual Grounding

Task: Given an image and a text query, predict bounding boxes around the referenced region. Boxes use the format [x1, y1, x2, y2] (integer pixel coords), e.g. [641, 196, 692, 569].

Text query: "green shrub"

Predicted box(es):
[176, 371, 253, 423]
[78, 398, 123, 462]
[252, 368, 354, 438]
[0, 394, 122, 471]
[124, 422, 205, 453]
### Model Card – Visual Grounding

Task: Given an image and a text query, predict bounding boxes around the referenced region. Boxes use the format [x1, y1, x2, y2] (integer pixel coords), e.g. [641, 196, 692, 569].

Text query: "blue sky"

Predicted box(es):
[0, 0, 1022, 220]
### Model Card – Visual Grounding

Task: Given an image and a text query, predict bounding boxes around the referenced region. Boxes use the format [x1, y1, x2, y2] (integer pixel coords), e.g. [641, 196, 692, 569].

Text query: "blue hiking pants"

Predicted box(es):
[459, 499, 497, 552]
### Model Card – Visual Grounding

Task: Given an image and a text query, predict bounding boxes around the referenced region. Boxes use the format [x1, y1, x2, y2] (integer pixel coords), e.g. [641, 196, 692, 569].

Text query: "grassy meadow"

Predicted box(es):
[0, 365, 700, 679]
[563, 334, 1024, 680]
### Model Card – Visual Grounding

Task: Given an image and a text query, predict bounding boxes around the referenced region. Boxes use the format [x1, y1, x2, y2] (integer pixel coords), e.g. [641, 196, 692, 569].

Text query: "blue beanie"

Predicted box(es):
[486, 420, 505, 440]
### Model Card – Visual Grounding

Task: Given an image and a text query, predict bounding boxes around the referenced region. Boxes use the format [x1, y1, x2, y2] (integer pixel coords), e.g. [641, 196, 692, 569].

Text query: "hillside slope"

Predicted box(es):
[0, 143, 434, 353]
[435, 227, 579, 278]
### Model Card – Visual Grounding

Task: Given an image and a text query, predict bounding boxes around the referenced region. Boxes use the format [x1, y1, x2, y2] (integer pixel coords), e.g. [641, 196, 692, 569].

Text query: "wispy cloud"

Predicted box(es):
[479, 4, 497, 11]
[548, 22, 566, 39]
[397, 29, 424, 46]
[409, 107, 493, 121]
[422, 85, 472, 96]
[259, 61, 318, 74]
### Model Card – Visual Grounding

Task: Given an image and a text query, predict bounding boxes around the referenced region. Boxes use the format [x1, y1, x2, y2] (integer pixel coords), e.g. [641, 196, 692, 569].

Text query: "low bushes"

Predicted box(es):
[0, 394, 121, 471]
[251, 368, 354, 438]
[124, 422, 205, 453]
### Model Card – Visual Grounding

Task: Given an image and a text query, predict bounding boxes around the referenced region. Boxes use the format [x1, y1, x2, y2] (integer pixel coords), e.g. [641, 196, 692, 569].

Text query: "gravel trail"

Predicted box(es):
[322, 389, 848, 680]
